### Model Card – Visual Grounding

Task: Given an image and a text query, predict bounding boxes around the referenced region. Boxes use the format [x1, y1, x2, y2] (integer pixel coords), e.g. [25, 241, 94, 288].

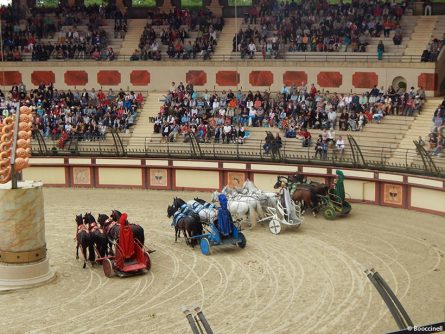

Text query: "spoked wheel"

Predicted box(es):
[103, 258, 115, 278]
[269, 219, 282, 234]
[200, 238, 211, 255]
[323, 207, 337, 220]
[237, 232, 247, 249]
[144, 251, 151, 271]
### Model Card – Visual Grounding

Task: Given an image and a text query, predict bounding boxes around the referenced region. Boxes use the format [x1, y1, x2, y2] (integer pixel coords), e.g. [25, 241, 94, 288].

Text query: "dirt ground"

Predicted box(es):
[1, 188, 444, 334]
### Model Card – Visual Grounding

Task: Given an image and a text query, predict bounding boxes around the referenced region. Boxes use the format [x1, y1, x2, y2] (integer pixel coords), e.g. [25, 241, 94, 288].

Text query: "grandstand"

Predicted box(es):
[0, 0, 444, 177]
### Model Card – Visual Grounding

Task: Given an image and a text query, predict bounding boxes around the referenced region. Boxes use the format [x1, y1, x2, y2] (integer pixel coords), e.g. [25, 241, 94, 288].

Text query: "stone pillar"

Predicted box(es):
[0, 181, 54, 291]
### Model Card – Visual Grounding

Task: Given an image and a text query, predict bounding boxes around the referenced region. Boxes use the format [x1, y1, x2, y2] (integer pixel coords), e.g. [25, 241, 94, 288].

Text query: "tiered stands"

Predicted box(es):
[118, 19, 146, 58]
[121, 90, 416, 164]
[2, 13, 123, 61]
[404, 15, 438, 59]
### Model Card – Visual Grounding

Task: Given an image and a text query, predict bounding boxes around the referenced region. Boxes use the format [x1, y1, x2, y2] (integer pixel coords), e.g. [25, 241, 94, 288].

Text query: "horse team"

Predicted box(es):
[165, 175, 328, 247]
[74, 210, 145, 268]
[74, 174, 331, 265]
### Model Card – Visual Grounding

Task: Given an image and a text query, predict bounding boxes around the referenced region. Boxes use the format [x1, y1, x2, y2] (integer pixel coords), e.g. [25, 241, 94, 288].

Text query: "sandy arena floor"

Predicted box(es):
[1, 188, 444, 334]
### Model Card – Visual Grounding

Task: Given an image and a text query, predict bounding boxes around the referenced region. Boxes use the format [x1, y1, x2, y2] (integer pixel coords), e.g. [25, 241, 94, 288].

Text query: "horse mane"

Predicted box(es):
[75, 214, 83, 225]
[167, 205, 178, 218]
[174, 197, 186, 207]
[84, 212, 96, 224]
[194, 197, 206, 205]
[97, 214, 109, 224]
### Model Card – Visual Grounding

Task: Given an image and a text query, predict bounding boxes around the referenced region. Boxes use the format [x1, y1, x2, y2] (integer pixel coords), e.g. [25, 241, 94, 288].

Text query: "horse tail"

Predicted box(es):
[191, 218, 203, 247]
[249, 204, 258, 228]
[256, 200, 264, 219]
[311, 189, 318, 208]
[137, 225, 145, 245]
[88, 242, 96, 263]
[80, 232, 89, 268]
[130, 224, 145, 245]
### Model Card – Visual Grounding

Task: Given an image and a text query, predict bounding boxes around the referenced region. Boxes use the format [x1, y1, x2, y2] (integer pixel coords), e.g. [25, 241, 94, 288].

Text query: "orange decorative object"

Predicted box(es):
[14, 157, 29, 172]
[18, 130, 31, 140]
[19, 122, 31, 132]
[0, 110, 32, 183]
[15, 148, 28, 159]
[19, 114, 31, 123]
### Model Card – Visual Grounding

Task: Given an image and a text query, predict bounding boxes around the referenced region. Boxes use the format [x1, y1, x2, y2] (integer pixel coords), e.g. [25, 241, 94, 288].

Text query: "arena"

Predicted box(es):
[1, 0, 445, 333]
[0, 188, 444, 334]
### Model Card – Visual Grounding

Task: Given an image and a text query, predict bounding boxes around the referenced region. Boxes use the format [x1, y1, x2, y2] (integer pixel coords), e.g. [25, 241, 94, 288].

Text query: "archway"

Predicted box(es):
[391, 76, 407, 92]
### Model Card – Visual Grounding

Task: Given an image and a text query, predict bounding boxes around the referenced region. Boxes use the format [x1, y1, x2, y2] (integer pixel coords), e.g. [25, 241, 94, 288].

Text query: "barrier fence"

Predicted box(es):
[15, 53, 425, 63]
[31, 133, 445, 178]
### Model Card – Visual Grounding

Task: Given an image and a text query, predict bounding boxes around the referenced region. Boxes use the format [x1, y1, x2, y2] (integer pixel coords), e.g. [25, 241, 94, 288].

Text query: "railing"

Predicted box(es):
[31, 135, 445, 178]
[9, 52, 427, 63]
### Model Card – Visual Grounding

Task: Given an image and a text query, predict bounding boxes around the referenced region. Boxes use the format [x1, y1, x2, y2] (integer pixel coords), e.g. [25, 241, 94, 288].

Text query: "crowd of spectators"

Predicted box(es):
[132, 9, 223, 61]
[424, 98, 445, 157]
[31, 29, 112, 61]
[0, 84, 143, 149]
[421, 34, 445, 62]
[1, 4, 114, 61]
[234, 0, 407, 59]
[153, 81, 424, 148]
[154, 82, 248, 144]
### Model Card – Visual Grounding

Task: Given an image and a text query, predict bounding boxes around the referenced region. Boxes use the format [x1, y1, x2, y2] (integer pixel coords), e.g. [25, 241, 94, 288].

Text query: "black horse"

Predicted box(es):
[194, 197, 207, 206]
[84, 212, 108, 258]
[172, 197, 201, 221]
[75, 214, 94, 268]
[97, 211, 145, 252]
[167, 203, 202, 248]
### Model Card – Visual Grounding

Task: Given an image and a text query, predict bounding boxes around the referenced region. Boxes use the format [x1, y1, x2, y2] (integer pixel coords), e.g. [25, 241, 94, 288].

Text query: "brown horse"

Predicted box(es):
[75, 214, 94, 268]
[274, 178, 322, 215]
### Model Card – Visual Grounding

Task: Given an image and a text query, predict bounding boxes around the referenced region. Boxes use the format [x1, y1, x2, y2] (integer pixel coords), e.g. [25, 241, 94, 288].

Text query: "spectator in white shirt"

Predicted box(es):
[335, 135, 345, 159]
[248, 41, 257, 58]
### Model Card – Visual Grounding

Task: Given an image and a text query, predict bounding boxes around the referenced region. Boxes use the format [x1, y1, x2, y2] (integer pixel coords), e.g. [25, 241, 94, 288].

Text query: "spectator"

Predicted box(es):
[424, 0, 432, 16]
[299, 128, 312, 147]
[335, 135, 345, 159]
[431, 134, 444, 156]
[377, 40, 385, 60]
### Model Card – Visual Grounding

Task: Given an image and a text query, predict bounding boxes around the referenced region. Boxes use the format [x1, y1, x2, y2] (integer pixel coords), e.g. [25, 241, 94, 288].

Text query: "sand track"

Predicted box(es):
[1, 188, 444, 334]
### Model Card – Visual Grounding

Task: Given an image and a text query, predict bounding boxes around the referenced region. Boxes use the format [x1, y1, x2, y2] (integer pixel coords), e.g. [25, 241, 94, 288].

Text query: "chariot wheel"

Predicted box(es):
[103, 258, 115, 278]
[144, 251, 151, 271]
[200, 238, 211, 255]
[323, 207, 337, 220]
[237, 232, 247, 249]
[269, 219, 282, 234]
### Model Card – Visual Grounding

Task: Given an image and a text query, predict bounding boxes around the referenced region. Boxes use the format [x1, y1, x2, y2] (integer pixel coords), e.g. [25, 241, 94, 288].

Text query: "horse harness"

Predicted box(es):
[172, 210, 187, 227]
[104, 218, 117, 235]
[75, 224, 89, 240]
[89, 222, 104, 234]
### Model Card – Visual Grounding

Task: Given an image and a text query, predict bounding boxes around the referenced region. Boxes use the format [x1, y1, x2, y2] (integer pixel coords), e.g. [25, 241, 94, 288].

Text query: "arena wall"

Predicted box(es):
[21, 157, 445, 216]
[0, 60, 440, 95]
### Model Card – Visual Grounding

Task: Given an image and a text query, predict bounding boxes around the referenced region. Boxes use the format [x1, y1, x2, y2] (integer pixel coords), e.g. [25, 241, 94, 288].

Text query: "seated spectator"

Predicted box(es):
[335, 135, 345, 159]
[431, 134, 444, 156]
[130, 49, 141, 61]
[298, 128, 312, 147]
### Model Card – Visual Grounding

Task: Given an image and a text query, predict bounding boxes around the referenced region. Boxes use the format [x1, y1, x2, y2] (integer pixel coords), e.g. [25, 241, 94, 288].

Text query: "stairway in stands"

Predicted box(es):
[213, 18, 239, 57]
[118, 19, 146, 59]
[127, 93, 165, 148]
[404, 16, 438, 58]
[388, 97, 443, 166]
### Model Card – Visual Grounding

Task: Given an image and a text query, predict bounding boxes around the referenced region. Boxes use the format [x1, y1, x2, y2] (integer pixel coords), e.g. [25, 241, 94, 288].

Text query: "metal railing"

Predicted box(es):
[8, 52, 427, 63]
[31, 134, 445, 178]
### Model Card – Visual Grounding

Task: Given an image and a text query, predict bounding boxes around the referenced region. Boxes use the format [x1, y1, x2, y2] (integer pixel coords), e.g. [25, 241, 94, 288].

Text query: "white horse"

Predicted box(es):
[239, 179, 279, 211]
[210, 191, 261, 227]
[186, 200, 218, 224]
